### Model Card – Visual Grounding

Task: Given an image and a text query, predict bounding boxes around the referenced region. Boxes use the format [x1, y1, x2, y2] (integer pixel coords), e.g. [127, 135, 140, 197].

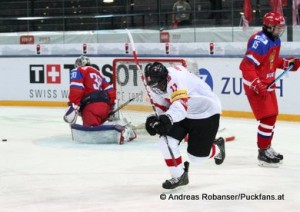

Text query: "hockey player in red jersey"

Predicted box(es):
[64, 55, 116, 126]
[144, 62, 225, 189]
[239, 11, 300, 167]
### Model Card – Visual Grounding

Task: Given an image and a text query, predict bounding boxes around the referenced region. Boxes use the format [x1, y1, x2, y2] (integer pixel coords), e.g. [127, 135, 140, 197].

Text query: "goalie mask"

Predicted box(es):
[145, 62, 168, 94]
[75, 55, 91, 68]
[262, 11, 286, 40]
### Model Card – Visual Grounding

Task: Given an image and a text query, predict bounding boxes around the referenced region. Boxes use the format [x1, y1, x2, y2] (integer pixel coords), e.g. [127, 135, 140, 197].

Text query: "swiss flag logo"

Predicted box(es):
[46, 64, 61, 84]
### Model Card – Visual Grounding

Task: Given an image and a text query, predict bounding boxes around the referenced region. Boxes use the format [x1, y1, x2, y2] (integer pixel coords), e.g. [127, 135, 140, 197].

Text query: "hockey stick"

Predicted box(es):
[70, 110, 79, 141]
[109, 91, 143, 116]
[133, 124, 235, 142]
[267, 64, 294, 89]
[126, 29, 178, 167]
[182, 127, 236, 143]
[70, 124, 75, 141]
[63, 104, 78, 141]
[217, 127, 235, 142]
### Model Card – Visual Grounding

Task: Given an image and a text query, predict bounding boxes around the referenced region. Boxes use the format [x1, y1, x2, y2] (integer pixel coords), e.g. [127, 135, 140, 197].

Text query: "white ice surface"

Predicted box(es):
[0, 106, 300, 212]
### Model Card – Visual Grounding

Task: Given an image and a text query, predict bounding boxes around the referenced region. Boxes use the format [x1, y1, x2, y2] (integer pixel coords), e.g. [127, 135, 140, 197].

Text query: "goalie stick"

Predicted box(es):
[109, 92, 143, 116]
[126, 29, 178, 167]
[267, 64, 294, 89]
[63, 103, 78, 141]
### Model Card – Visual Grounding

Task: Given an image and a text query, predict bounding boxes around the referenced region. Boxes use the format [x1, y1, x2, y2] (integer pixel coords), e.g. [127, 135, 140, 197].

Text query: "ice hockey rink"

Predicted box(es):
[0, 106, 300, 212]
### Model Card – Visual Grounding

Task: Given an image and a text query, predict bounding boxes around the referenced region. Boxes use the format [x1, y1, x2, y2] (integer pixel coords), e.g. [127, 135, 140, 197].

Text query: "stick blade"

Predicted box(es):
[225, 135, 236, 142]
[217, 128, 236, 142]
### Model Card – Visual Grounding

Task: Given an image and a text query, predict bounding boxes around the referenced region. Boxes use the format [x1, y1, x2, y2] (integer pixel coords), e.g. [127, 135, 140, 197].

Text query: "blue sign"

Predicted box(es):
[199, 68, 213, 90]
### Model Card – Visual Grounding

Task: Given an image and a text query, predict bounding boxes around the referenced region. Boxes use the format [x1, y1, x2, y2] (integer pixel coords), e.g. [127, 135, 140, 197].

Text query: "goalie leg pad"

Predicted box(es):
[119, 125, 137, 144]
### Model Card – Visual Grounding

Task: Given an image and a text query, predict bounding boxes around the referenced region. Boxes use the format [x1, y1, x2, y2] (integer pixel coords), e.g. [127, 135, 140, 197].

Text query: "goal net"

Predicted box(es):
[112, 58, 191, 132]
[111, 58, 235, 141]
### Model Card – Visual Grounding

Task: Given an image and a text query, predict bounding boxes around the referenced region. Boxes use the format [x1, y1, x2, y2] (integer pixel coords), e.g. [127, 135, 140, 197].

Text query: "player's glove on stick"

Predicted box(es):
[145, 115, 158, 136]
[250, 78, 268, 100]
[152, 114, 173, 136]
[283, 57, 300, 71]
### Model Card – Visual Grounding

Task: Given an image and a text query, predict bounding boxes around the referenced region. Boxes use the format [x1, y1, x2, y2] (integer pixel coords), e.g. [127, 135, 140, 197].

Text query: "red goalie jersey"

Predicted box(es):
[68, 57, 116, 126]
[69, 65, 115, 106]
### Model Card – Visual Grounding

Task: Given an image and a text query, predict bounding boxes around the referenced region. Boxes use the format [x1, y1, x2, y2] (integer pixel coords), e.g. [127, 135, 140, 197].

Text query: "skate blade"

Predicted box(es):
[258, 160, 280, 168]
[162, 184, 189, 194]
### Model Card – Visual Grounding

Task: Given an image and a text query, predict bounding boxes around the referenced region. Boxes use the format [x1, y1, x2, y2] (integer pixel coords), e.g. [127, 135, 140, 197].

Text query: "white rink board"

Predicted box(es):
[0, 56, 300, 115]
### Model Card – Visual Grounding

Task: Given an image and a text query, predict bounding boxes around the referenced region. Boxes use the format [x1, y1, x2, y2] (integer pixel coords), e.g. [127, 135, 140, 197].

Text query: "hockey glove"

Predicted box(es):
[145, 115, 158, 136]
[250, 78, 268, 100]
[283, 57, 300, 71]
[152, 114, 173, 136]
[63, 103, 79, 124]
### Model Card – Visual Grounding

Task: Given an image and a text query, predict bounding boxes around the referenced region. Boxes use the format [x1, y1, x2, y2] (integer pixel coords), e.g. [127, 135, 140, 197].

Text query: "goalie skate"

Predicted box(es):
[162, 161, 189, 190]
[258, 148, 280, 168]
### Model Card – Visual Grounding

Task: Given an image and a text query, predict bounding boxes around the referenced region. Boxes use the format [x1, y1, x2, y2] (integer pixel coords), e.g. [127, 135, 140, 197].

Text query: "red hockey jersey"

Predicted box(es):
[68, 66, 115, 106]
[240, 30, 285, 86]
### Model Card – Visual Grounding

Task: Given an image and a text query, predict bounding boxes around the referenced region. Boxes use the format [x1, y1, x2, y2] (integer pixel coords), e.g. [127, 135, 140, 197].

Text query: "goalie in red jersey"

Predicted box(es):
[64, 55, 116, 126]
[239, 11, 300, 167]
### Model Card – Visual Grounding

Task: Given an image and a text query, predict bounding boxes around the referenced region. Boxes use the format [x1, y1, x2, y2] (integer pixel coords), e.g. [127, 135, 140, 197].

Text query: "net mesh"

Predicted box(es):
[111, 58, 235, 141]
[112, 58, 192, 133]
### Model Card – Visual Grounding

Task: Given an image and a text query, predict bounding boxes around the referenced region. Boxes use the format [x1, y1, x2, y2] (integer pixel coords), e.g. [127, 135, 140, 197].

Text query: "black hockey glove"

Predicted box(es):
[152, 114, 173, 136]
[145, 115, 158, 136]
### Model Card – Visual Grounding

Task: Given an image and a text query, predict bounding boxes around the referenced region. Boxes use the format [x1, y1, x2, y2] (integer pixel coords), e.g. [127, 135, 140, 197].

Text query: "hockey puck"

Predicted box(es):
[2, 139, 7, 142]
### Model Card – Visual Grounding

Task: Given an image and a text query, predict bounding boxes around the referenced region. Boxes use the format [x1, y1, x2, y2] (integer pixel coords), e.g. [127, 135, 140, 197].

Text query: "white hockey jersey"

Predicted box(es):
[150, 65, 221, 123]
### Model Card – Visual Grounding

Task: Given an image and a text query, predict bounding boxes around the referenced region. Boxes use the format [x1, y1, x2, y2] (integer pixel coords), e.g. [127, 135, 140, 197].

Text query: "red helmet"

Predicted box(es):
[263, 11, 285, 26]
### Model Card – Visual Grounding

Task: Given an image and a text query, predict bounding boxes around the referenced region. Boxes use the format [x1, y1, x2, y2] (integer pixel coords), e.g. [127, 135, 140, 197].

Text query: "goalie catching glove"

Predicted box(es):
[145, 114, 173, 136]
[63, 103, 79, 124]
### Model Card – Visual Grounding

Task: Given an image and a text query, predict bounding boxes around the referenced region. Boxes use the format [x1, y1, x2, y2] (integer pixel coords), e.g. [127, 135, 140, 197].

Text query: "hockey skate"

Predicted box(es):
[214, 137, 226, 165]
[258, 148, 280, 168]
[268, 146, 283, 162]
[162, 161, 189, 189]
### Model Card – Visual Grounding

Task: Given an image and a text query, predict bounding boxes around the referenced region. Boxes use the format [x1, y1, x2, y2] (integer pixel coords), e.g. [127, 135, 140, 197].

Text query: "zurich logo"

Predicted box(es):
[199, 68, 213, 90]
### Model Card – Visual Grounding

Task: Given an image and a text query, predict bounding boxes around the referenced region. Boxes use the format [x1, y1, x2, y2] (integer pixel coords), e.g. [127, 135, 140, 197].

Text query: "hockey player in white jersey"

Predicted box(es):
[144, 62, 225, 189]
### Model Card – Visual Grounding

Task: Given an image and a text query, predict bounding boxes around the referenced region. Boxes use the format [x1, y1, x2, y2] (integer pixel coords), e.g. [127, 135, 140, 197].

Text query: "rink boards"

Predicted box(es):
[1, 56, 300, 121]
